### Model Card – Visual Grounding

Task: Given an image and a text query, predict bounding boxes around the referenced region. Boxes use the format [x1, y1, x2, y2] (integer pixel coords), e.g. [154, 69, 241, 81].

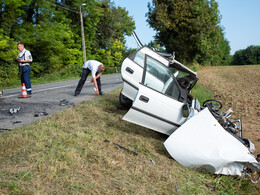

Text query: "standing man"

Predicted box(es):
[74, 60, 105, 96]
[16, 43, 33, 95]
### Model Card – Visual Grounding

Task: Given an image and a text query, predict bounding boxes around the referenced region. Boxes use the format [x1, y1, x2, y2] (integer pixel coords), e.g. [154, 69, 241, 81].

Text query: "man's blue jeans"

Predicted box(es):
[20, 65, 32, 95]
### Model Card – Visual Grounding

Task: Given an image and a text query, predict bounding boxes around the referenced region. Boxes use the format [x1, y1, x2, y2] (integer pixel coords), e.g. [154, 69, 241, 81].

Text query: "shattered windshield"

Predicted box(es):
[169, 67, 190, 79]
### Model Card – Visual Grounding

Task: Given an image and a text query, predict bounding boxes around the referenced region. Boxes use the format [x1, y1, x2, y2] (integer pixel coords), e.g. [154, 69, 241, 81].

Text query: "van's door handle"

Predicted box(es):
[126, 67, 134, 74]
[139, 95, 149, 103]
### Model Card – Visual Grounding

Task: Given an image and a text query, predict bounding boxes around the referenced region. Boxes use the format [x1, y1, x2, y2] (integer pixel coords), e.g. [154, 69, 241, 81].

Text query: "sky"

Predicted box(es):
[113, 0, 260, 55]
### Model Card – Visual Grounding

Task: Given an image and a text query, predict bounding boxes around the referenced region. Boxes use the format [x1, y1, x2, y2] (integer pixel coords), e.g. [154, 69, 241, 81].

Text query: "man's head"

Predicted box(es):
[98, 64, 105, 73]
[17, 43, 25, 52]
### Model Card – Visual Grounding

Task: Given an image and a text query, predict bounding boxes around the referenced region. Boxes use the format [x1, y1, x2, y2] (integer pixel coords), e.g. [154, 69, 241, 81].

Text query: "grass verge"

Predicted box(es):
[191, 82, 215, 103]
[0, 88, 259, 194]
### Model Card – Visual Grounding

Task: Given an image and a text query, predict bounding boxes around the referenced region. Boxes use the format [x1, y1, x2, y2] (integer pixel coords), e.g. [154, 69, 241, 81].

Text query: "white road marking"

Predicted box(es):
[4, 75, 122, 98]
[4, 83, 78, 98]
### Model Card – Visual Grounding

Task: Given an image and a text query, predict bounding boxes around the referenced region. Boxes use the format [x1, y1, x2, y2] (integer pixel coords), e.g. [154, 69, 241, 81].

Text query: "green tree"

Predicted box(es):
[0, 0, 31, 38]
[0, 29, 18, 86]
[95, 0, 135, 49]
[12, 0, 83, 76]
[111, 39, 125, 72]
[147, 40, 166, 52]
[231, 45, 260, 65]
[0, 0, 135, 87]
[93, 0, 135, 69]
[146, 0, 230, 65]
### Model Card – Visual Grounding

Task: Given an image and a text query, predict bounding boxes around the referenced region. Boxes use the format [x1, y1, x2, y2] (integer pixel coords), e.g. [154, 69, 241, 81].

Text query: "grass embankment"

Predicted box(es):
[0, 88, 259, 194]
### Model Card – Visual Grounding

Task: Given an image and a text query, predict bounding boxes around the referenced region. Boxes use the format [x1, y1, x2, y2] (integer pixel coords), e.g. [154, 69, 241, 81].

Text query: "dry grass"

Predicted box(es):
[0, 87, 259, 194]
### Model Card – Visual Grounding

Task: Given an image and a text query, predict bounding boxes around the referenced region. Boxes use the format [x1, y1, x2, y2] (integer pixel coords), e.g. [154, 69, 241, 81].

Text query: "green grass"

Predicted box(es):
[0, 88, 259, 194]
[191, 82, 215, 103]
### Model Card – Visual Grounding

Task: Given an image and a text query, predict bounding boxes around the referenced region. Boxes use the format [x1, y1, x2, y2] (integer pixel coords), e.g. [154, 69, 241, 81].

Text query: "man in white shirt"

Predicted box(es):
[74, 60, 105, 96]
[16, 43, 33, 95]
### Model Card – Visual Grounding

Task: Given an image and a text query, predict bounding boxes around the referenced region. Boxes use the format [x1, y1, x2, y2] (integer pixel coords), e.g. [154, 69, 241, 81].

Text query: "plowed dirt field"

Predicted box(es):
[197, 65, 260, 155]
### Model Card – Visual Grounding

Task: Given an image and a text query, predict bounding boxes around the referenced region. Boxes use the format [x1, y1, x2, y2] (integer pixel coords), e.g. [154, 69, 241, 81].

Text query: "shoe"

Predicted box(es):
[74, 93, 79, 96]
[99, 91, 104, 95]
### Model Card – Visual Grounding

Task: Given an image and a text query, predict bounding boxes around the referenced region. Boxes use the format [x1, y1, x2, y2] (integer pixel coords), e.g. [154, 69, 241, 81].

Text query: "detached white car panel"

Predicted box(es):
[164, 108, 258, 176]
[123, 84, 187, 135]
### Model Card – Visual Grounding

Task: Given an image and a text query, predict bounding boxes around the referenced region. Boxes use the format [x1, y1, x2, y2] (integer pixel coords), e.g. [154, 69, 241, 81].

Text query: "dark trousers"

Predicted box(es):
[75, 68, 101, 95]
[20, 65, 32, 95]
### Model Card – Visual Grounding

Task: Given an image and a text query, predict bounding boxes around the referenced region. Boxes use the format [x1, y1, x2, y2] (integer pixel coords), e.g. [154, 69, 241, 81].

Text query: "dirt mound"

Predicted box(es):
[197, 65, 260, 155]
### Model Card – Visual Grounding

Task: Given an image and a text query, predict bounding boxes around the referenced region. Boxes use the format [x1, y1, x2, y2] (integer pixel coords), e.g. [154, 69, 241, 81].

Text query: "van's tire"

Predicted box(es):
[119, 92, 132, 108]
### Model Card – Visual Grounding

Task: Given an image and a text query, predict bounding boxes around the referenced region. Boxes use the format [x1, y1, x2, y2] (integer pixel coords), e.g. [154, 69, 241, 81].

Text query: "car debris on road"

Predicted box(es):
[9, 107, 21, 114]
[59, 99, 74, 106]
[12, 121, 22, 124]
[119, 31, 260, 182]
[34, 111, 48, 117]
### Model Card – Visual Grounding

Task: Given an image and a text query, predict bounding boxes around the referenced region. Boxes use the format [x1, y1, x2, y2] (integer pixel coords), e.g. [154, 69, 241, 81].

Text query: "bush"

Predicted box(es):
[0, 30, 19, 87]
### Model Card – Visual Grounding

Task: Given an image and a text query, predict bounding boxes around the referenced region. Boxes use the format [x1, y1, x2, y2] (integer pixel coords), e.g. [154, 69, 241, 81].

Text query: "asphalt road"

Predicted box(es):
[0, 74, 123, 131]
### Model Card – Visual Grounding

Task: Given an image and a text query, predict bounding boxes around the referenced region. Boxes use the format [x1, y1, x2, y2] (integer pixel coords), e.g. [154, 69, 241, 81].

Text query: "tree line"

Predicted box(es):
[147, 0, 259, 66]
[1, 0, 259, 87]
[146, 0, 231, 66]
[0, 0, 135, 86]
[230, 45, 260, 65]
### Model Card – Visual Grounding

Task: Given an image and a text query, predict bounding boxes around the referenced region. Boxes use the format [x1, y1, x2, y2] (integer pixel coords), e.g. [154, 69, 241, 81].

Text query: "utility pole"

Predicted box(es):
[80, 4, 86, 63]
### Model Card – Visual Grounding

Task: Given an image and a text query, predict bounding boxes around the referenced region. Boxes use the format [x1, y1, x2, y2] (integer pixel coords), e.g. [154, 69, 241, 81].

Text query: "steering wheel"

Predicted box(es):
[202, 99, 222, 111]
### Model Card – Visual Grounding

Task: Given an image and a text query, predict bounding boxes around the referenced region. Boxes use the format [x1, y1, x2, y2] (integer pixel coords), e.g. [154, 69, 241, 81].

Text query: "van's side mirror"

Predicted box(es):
[182, 103, 190, 118]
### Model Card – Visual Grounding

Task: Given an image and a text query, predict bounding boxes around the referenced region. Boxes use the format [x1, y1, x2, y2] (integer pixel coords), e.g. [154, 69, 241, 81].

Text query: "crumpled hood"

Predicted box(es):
[164, 107, 259, 176]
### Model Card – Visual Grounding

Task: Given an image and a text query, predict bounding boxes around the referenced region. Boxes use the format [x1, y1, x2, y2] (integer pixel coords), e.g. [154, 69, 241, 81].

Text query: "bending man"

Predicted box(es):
[74, 60, 105, 96]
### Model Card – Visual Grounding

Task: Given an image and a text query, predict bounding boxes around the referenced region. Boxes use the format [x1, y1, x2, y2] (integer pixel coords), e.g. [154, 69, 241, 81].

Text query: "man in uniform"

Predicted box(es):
[16, 43, 33, 95]
[74, 60, 105, 96]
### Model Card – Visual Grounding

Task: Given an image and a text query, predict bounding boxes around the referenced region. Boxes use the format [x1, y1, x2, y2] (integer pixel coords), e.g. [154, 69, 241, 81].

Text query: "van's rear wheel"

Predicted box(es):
[119, 91, 132, 108]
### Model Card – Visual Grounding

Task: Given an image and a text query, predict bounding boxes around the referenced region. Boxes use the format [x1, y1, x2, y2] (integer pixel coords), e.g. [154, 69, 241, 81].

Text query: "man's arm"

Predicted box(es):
[94, 73, 102, 80]
[91, 73, 102, 94]
[92, 77, 99, 94]
[17, 59, 31, 63]
[17, 51, 33, 63]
